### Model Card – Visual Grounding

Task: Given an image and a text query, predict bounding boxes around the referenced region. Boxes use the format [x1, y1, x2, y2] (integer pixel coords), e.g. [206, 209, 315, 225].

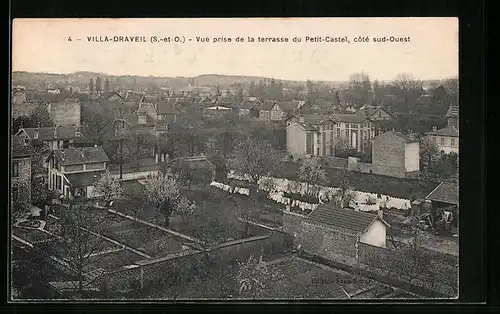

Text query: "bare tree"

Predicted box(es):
[298, 157, 328, 196]
[43, 201, 109, 296]
[236, 255, 282, 299]
[392, 73, 423, 131]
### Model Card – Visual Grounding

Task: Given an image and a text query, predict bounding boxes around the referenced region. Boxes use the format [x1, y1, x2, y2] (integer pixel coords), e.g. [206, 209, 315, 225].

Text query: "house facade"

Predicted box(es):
[285, 115, 336, 158]
[46, 146, 110, 198]
[331, 114, 376, 153]
[11, 137, 34, 212]
[239, 100, 261, 118]
[425, 105, 459, 155]
[371, 131, 420, 178]
[270, 101, 298, 121]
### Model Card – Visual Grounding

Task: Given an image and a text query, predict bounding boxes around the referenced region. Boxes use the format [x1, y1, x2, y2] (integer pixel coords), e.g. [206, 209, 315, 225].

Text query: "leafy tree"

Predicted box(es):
[334, 138, 355, 158]
[11, 180, 31, 222]
[298, 157, 328, 195]
[347, 72, 373, 105]
[332, 170, 356, 209]
[420, 137, 440, 171]
[143, 171, 187, 227]
[31, 104, 53, 128]
[429, 152, 458, 180]
[94, 170, 123, 205]
[81, 103, 113, 144]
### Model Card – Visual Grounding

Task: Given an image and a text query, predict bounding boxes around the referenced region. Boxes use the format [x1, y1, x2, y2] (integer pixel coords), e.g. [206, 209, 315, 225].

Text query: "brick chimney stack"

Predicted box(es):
[432, 126, 437, 132]
[53, 125, 57, 139]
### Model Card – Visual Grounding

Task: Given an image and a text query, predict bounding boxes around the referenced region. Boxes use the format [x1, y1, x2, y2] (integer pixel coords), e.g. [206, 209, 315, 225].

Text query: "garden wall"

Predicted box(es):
[95, 228, 291, 292]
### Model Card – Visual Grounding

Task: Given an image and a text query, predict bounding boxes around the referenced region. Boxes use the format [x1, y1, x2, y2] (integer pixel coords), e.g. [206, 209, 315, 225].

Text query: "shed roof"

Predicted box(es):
[52, 147, 110, 166]
[307, 204, 389, 233]
[65, 171, 105, 188]
[426, 126, 459, 137]
[425, 181, 459, 205]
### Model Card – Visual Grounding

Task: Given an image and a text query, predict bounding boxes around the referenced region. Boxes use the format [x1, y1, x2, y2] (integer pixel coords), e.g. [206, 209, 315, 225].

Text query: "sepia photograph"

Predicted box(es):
[9, 17, 459, 301]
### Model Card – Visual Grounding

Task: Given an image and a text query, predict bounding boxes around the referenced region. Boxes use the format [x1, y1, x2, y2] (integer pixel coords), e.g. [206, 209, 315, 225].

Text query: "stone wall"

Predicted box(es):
[12, 156, 32, 207]
[300, 221, 358, 261]
[372, 133, 406, 178]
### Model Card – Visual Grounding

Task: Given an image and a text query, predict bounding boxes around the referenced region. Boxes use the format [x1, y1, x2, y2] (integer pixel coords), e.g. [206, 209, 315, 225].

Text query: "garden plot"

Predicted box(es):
[264, 256, 400, 299]
[102, 225, 183, 257]
[12, 227, 56, 244]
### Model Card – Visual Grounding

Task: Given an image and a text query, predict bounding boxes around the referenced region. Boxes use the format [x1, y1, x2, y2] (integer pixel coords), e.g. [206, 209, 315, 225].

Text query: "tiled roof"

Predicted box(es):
[100, 92, 124, 102]
[425, 181, 459, 205]
[306, 204, 379, 233]
[65, 171, 105, 188]
[240, 100, 261, 110]
[426, 126, 459, 137]
[276, 101, 298, 113]
[21, 126, 84, 141]
[331, 114, 367, 124]
[446, 105, 459, 118]
[53, 147, 110, 166]
[11, 137, 33, 158]
[391, 131, 420, 143]
[259, 100, 276, 111]
[355, 105, 380, 117]
[313, 99, 335, 109]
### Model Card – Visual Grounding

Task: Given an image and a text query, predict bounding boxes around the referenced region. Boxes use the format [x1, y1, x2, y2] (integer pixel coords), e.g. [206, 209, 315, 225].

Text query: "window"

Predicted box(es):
[336, 128, 340, 137]
[56, 176, 61, 190]
[440, 137, 445, 146]
[12, 162, 19, 177]
[12, 186, 18, 202]
[138, 115, 147, 124]
[451, 138, 456, 147]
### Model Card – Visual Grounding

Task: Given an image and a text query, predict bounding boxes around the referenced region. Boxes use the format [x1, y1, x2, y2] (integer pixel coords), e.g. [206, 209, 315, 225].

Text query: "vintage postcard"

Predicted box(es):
[10, 18, 459, 301]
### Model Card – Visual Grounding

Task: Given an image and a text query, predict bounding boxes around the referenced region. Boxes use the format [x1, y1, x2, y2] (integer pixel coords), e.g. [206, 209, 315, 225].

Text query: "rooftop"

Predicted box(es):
[11, 136, 33, 158]
[65, 171, 105, 188]
[306, 205, 388, 233]
[331, 114, 368, 124]
[374, 131, 420, 143]
[426, 126, 459, 137]
[425, 181, 459, 205]
[52, 146, 110, 166]
[19, 125, 87, 142]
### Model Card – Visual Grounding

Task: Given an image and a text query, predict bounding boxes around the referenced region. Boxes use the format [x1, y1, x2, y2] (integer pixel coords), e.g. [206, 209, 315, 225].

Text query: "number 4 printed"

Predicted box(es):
[68, 36, 72, 42]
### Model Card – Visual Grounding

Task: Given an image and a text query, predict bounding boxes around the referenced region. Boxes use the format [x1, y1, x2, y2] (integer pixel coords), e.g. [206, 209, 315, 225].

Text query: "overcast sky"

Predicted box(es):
[12, 18, 458, 82]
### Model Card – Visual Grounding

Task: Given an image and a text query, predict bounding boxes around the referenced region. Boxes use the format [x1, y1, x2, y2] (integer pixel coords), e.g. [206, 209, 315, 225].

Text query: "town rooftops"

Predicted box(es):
[65, 171, 105, 188]
[18, 125, 86, 141]
[306, 204, 390, 233]
[156, 98, 179, 115]
[426, 125, 459, 137]
[12, 136, 33, 158]
[425, 181, 459, 205]
[355, 105, 392, 117]
[51, 146, 110, 166]
[331, 114, 368, 124]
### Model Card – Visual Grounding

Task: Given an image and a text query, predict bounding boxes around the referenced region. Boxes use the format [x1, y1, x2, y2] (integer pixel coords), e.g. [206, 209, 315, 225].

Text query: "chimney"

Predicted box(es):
[80, 149, 85, 160]
[299, 116, 305, 123]
[432, 126, 437, 132]
[60, 151, 65, 162]
[53, 125, 57, 139]
[378, 210, 384, 220]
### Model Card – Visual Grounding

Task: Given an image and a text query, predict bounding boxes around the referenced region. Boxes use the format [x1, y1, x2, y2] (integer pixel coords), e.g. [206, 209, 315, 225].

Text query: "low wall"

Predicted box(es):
[95, 227, 291, 293]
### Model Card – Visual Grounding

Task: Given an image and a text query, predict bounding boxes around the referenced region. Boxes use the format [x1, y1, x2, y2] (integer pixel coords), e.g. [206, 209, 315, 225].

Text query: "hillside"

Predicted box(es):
[12, 71, 351, 90]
